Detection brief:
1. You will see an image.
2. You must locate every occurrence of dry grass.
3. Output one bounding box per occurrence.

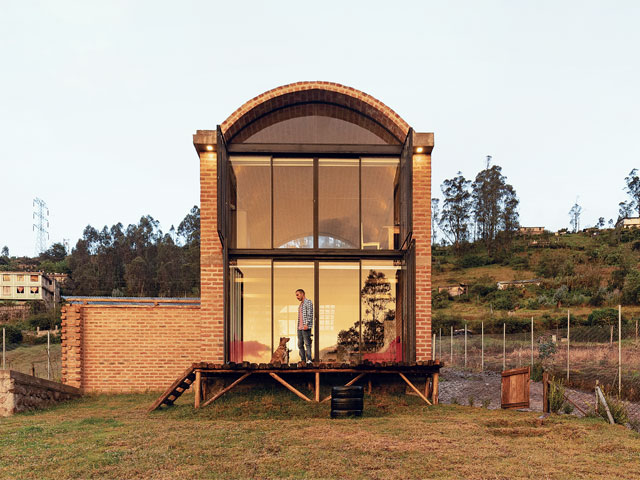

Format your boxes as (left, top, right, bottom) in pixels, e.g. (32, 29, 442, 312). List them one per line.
(1, 389, 639, 479)
(3, 343, 61, 381)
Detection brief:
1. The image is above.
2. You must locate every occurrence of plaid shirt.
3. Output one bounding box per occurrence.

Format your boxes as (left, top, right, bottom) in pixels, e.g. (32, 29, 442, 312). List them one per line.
(297, 298, 314, 330)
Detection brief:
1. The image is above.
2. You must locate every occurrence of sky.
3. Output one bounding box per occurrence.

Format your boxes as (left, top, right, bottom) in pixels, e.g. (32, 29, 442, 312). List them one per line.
(1, 0, 639, 257)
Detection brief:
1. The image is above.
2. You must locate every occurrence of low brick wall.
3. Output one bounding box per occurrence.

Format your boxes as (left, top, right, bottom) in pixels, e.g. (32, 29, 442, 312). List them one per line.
(62, 301, 206, 392)
(0, 370, 81, 417)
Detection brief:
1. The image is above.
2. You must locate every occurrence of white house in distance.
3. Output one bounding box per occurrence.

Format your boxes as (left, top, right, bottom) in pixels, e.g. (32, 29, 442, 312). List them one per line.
(617, 217, 640, 229)
(0, 272, 60, 305)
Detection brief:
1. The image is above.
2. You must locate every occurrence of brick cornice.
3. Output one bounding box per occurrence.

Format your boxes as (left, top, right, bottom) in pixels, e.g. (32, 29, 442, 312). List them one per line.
(220, 81, 411, 143)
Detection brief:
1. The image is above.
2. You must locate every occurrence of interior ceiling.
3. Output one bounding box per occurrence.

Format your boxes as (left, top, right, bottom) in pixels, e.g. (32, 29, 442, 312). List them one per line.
(230, 103, 401, 145)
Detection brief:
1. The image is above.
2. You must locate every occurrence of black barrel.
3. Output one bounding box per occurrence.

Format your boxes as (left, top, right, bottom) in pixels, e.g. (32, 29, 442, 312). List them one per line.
(330, 386, 364, 418)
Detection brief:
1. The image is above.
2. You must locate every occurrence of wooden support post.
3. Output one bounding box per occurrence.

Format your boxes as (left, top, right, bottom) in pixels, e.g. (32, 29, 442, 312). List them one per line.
(432, 372, 439, 405)
(596, 386, 615, 425)
(398, 372, 432, 405)
(367, 378, 372, 395)
(194, 370, 202, 409)
(315, 372, 320, 402)
(424, 376, 431, 398)
(321, 373, 366, 403)
(542, 371, 549, 413)
(201, 373, 252, 408)
(270, 373, 312, 402)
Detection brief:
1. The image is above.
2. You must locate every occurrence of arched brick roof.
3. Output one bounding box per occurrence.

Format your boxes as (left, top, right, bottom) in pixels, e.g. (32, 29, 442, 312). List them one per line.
(221, 81, 411, 144)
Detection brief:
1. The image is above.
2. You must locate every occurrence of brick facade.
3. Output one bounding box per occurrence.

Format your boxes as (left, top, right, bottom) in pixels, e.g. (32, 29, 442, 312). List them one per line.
(62, 82, 433, 392)
(412, 148, 433, 361)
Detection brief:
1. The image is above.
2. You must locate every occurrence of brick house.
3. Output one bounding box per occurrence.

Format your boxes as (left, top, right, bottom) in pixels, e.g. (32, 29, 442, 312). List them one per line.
(62, 82, 434, 392)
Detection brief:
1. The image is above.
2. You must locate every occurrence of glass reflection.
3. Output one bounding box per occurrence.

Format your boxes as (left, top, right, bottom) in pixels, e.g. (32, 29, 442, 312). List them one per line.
(319, 159, 359, 248)
(229, 260, 271, 363)
(273, 158, 314, 248)
(273, 262, 315, 363)
(361, 157, 399, 249)
(360, 260, 402, 362)
(319, 262, 360, 362)
(230, 156, 271, 248)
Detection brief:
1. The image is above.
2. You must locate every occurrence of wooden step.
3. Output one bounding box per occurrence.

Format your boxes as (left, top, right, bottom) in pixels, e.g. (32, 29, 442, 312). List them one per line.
(148, 364, 197, 412)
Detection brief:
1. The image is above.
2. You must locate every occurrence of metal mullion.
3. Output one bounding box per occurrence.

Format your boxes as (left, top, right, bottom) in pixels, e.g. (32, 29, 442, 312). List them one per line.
(313, 157, 318, 249)
(270, 156, 274, 249)
(359, 156, 362, 249)
(314, 260, 319, 362)
(271, 258, 274, 358)
(359, 260, 362, 364)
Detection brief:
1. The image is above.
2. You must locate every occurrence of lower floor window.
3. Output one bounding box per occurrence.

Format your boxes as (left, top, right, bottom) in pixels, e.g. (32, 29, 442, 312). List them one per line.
(229, 259, 403, 363)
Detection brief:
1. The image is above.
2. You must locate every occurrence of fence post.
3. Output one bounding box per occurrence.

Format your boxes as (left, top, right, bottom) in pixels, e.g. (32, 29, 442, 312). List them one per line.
(567, 309, 570, 382)
(464, 323, 467, 368)
(542, 371, 549, 413)
(618, 305, 622, 397)
(503, 323, 506, 371)
(47, 331, 51, 380)
(432, 334, 436, 361)
(439, 328, 442, 360)
(2, 327, 5, 370)
(450, 326, 453, 366)
(481, 321, 484, 372)
(531, 316, 534, 367)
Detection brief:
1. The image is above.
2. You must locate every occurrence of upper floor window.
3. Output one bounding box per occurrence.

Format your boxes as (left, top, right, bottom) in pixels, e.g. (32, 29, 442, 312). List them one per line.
(229, 156, 399, 250)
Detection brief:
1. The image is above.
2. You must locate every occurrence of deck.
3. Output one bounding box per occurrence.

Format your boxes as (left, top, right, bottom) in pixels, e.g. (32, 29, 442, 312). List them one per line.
(149, 360, 443, 412)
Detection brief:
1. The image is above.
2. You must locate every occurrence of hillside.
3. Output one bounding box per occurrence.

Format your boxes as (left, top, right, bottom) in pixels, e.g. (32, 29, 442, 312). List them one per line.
(431, 228, 640, 331)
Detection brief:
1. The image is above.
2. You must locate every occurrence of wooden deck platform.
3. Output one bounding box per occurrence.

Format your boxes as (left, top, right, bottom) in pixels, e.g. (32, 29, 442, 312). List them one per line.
(149, 360, 443, 412)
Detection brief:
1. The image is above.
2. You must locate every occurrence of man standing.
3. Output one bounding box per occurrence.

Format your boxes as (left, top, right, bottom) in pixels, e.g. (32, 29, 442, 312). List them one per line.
(295, 288, 313, 365)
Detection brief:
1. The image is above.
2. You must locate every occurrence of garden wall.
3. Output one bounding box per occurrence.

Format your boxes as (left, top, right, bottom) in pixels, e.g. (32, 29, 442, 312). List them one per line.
(62, 302, 206, 392)
(0, 369, 81, 416)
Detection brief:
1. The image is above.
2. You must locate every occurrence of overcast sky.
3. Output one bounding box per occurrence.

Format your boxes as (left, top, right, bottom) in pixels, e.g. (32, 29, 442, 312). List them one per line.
(2, 1, 639, 257)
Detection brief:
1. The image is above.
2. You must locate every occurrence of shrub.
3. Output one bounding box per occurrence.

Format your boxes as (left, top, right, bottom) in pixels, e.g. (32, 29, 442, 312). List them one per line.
(455, 254, 490, 269)
(470, 283, 496, 298)
(622, 271, 640, 305)
(432, 312, 463, 331)
(538, 341, 557, 361)
(531, 362, 544, 382)
(548, 378, 567, 414)
(27, 312, 59, 330)
(432, 290, 451, 309)
(598, 394, 630, 425)
(2, 325, 23, 344)
(486, 289, 521, 311)
(587, 308, 618, 327)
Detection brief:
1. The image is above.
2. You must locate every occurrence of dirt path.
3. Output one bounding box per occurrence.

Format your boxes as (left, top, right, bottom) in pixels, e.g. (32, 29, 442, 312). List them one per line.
(438, 368, 640, 427)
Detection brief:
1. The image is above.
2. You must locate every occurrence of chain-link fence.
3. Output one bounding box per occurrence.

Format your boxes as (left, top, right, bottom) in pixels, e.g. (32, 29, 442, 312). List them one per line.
(1, 326, 61, 382)
(435, 308, 640, 428)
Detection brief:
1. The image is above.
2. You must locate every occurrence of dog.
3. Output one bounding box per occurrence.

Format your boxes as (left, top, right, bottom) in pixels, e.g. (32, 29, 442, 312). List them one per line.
(270, 337, 290, 364)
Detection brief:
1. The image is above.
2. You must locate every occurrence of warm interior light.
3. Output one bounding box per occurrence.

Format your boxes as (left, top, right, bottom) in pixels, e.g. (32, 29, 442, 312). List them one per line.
(206, 145, 214, 151)
(416, 147, 424, 153)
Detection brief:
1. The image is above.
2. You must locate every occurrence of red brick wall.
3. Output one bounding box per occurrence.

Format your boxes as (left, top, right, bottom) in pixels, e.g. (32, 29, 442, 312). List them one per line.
(79, 305, 201, 392)
(413, 151, 432, 361)
(199, 150, 225, 362)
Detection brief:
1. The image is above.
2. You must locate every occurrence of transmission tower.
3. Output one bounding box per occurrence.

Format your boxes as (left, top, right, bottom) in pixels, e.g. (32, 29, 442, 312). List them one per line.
(33, 197, 49, 255)
(486, 155, 492, 169)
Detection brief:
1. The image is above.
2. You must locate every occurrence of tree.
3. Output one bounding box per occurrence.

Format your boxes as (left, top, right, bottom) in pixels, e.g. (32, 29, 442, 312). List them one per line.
(618, 201, 633, 222)
(1, 246, 8, 257)
(431, 198, 440, 245)
(624, 168, 640, 216)
(569, 202, 582, 233)
(597, 217, 605, 229)
(439, 172, 472, 252)
(471, 164, 519, 254)
(337, 270, 394, 352)
(178, 206, 201, 246)
(40, 242, 67, 263)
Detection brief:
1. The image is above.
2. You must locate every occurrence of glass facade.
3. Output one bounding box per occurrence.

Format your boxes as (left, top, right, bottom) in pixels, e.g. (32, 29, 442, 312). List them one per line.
(228, 260, 403, 363)
(229, 156, 399, 250)
(224, 108, 408, 364)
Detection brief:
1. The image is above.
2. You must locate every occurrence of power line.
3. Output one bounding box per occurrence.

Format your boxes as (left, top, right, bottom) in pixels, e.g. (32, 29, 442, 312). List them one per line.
(33, 197, 49, 255)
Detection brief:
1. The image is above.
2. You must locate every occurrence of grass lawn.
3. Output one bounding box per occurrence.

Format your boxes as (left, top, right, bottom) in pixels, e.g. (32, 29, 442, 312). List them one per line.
(1, 389, 639, 479)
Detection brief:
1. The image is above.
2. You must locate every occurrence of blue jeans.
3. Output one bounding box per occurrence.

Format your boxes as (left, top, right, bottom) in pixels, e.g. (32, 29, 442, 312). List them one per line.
(298, 329, 312, 363)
